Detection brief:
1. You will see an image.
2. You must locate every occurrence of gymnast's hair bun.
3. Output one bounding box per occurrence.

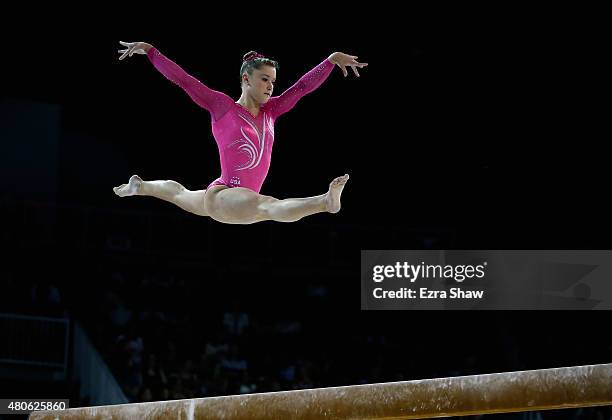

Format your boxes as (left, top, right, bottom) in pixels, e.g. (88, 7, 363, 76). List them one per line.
(243, 51, 264, 62)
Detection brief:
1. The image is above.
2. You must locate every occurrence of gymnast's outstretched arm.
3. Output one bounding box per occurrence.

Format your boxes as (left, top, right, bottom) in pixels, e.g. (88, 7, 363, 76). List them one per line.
(266, 52, 368, 118)
(118, 41, 233, 121)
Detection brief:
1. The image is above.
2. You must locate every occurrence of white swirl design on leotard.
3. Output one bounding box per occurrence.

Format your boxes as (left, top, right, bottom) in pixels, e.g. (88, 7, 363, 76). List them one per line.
(266, 114, 274, 137)
(229, 113, 271, 171)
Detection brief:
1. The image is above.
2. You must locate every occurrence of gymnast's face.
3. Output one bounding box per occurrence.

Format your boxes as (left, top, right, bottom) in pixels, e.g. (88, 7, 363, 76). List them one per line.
(244, 65, 276, 104)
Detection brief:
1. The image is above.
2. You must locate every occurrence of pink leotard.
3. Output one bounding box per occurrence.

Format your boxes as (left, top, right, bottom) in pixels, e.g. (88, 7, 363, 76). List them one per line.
(147, 48, 334, 193)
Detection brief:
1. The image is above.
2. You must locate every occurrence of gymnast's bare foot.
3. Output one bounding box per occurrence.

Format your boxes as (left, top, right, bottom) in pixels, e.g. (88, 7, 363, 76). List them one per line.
(113, 175, 143, 197)
(326, 174, 349, 213)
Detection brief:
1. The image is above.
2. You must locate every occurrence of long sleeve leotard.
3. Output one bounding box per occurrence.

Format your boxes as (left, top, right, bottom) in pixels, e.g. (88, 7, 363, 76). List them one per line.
(147, 48, 334, 193)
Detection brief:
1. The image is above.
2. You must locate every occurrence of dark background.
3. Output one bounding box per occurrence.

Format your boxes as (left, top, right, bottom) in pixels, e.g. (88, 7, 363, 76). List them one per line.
(1, 5, 610, 419)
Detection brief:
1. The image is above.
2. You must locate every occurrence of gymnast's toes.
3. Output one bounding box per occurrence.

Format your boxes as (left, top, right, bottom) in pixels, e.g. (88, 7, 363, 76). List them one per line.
(114, 175, 143, 197)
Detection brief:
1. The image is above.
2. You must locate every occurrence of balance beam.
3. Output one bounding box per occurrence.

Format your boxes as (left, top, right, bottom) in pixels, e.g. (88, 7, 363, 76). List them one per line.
(30, 363, 612, 419)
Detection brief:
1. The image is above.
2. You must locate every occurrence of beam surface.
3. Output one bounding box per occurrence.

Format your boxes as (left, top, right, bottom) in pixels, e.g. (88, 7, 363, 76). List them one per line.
(30, 363, 612, 419)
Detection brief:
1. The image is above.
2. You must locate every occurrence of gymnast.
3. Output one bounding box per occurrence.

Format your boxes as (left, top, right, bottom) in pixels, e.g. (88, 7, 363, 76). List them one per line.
(113, 41, 367, 224)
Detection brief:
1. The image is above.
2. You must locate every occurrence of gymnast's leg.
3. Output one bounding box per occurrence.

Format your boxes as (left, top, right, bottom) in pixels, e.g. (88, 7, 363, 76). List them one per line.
(204, 175, 349, 224)
(113, 175, 208, 217)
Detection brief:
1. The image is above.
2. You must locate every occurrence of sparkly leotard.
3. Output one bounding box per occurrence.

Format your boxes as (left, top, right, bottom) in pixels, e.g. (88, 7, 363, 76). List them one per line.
(147, 48, 334, 193)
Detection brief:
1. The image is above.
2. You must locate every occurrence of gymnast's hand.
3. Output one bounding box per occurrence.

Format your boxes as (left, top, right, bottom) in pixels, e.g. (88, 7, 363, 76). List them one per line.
(328, 52, 368, 77)
(118, 41, 153, 60)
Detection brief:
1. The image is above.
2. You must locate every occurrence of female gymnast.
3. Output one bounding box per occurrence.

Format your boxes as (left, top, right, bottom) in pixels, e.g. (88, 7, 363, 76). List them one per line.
(113, 41, 367, 224)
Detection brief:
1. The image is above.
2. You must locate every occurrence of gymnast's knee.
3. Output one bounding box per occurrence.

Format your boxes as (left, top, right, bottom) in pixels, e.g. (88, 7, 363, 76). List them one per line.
(256, 196, 277, 213)
(258, 198, 304, 222)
